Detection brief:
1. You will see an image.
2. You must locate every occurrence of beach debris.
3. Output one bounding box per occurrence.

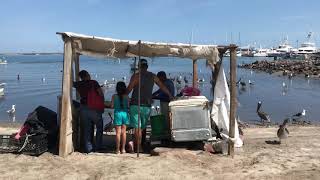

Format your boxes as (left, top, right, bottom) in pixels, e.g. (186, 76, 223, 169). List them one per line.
(277, 118, 290, 145)
(7, 105, 16, 115)
(256, 101, 271, 125)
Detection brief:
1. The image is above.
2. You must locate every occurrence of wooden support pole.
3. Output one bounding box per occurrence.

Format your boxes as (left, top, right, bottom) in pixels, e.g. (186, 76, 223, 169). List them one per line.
(74, 53, 80, 100)
(137, 40, 141, 158)
(228, 44, 237, 157)
(192, 59, 198, 88)
(59, 38, 74, 157)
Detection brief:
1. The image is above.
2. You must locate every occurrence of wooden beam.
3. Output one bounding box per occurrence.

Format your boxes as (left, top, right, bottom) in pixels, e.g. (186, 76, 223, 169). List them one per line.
(192, 59, 198, 88)
(59, 38, 74, 157)
(228, 44, 237, 157)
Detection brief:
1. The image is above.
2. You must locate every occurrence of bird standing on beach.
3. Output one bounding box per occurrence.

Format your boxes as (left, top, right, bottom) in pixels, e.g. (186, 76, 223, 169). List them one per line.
(277, 118, 290, 144)
(7, 105, 16, 115)
(248, 80, 254, 85)
(292, 109, 306, 123)
(256, 101, 271, 124)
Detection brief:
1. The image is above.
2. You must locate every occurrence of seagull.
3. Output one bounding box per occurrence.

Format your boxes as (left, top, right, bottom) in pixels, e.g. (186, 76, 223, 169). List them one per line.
(292, 109, 306, 123)
(305, 74, 310, 78)
(156, 106, 160, 114)
(240, 81, 246, 86)
(293, 109, 306, 117)
(7, 105, 16, 115)
(183, 76, 188, 84)
(112, 77, 116, 83)
(236, 78, 242, 86)
(198, 78, 205, 83)
(256, 101, 271, 124)
(248, 80, 254, 85)
(151, 106, 156, 115)
(288, 73, 294, 79)
(277, 118, 290, 144)
(122, 76, 127, 81)
(176, 77, 182, 84)
(282, 82, 287, 89)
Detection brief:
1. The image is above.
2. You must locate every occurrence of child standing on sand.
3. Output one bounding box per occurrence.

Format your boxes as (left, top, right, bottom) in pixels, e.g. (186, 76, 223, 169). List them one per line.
(111, 81, 130, 154)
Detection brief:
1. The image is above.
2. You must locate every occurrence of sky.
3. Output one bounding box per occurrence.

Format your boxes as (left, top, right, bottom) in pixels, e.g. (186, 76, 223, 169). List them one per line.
(1, 0, 320, 52)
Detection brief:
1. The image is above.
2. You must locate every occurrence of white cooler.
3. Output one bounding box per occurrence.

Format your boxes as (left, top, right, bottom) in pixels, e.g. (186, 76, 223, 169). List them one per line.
(169, 96, 212, 142)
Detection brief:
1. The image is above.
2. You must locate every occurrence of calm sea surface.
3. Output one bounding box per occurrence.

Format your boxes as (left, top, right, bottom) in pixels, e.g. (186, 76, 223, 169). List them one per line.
(0, 55, 320, 124)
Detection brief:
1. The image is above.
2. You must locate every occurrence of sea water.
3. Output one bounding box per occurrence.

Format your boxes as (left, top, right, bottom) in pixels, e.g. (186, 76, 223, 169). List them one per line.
(0, 55, 319, 124)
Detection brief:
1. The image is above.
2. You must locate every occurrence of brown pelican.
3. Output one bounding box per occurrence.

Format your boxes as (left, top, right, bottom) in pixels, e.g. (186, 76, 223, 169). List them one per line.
(257, 101, 271, 124)
(277, 118, 289, 144)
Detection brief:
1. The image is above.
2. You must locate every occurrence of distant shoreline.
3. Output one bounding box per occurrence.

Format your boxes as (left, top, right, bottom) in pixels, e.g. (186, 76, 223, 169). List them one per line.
(0, 53, 62, 56)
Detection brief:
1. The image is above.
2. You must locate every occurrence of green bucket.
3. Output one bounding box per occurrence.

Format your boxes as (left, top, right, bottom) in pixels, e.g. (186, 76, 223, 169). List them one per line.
(150, 115, 167, 136)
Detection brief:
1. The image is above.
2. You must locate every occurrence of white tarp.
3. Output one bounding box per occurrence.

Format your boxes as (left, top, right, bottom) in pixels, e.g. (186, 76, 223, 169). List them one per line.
(57, 32, 220, 64)
(210, 67, 243, 147)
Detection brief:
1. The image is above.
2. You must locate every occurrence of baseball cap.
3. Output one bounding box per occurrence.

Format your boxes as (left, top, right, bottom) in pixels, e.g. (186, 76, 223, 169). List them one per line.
(140, 59, 148, 65)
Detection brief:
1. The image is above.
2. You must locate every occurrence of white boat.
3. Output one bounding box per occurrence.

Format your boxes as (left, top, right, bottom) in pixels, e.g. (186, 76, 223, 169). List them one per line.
(236, 50, 242, 57)
(267, 37, 294, 57)
(297, 32, 317, 54)
(223, 50, 241, 57)
(0, 59, 7, 65)
(254, 46, 270, 57)
(0, 83, 5, 96)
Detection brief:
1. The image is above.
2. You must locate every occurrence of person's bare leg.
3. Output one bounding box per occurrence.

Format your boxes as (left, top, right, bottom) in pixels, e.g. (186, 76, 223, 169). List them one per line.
(115, 126, 121, 154)
(121, 125, 127, 153)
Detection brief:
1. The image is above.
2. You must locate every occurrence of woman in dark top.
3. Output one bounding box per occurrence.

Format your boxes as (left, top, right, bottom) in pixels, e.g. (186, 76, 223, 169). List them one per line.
(73, 70, 104, 153)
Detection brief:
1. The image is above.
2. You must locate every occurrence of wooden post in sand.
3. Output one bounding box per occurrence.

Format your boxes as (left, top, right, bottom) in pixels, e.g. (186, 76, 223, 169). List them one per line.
(137, 40, 141, 158)
(59, 37, 74, 157)
(228, 44, 237, 157)
(193, 59, 198, 88)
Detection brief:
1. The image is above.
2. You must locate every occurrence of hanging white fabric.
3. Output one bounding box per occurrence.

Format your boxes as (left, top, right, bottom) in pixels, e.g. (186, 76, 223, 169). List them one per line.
(211, 67, 243, 147)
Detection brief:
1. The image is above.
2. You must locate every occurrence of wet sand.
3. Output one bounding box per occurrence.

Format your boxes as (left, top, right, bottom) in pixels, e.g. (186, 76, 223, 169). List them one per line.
(0, 125, 320, 180)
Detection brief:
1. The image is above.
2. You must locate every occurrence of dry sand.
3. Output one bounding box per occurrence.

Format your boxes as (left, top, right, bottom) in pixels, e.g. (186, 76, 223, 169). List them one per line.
(0, 125, 320, 180)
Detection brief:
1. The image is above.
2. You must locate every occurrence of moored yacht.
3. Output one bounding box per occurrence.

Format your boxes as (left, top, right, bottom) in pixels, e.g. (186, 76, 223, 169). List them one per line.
(254, 46, 270, 57)
(297, 32, 317, 54)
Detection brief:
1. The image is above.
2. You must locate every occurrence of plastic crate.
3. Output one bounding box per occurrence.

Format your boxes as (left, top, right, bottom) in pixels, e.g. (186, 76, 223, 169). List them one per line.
(15, 134, 48, 156)
(0, 135, 19, 153)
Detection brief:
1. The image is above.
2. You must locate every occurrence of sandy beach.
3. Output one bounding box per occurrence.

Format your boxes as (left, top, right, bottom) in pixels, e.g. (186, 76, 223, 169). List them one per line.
(0, 125, 319, 180)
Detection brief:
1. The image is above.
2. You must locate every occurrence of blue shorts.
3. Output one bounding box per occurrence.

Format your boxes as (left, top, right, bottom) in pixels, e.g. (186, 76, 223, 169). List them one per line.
(113, 111, 129, 126)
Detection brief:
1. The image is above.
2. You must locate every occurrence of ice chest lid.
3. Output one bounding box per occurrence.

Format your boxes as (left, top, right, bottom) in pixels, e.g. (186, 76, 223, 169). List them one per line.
(169, 96, 209, 107)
